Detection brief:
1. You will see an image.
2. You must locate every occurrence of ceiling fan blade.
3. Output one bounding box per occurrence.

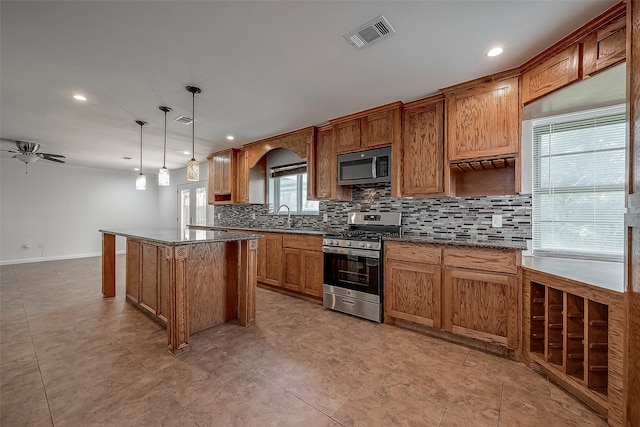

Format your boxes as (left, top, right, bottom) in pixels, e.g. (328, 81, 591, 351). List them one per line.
(0, 148, 18, 153)
(38, 153, 65, 158)
(42, 156, 65, 164)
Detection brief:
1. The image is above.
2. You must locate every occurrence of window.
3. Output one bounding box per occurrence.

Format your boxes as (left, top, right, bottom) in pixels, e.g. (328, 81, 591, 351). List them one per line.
(269, 162, 319, 214)
(532, 106, 626, 260)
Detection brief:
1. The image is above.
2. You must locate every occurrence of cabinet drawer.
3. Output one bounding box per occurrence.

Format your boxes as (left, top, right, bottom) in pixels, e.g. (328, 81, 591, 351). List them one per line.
(443, 247, 518, 275)
(385, 241, 441, 264)
(282, 234, 323, 251)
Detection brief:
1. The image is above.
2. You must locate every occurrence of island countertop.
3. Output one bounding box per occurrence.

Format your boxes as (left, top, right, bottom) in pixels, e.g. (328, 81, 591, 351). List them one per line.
(99, 227, 263, 246)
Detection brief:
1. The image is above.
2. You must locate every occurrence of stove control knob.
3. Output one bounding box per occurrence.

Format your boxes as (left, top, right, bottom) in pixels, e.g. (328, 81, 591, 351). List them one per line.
(323, 239, 328, 245)
(345, 241, 351, 247)
(365, 243, 372, 248)
(358, 242, 364, 248)
(333, 240, 339, 246)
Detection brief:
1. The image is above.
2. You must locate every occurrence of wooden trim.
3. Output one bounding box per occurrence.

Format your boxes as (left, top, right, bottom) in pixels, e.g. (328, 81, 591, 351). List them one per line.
(402, 93, 445, 109)
(101, 233, 116, 298)
(623, 1, 640, 425)
(520, 2, 626, 73)
(439, 68, 520, 95)
(243, 126, 315, 168)
(328, 100, 404, 124)
(166, 246, 190, 354)
(237, 239, 257, 326)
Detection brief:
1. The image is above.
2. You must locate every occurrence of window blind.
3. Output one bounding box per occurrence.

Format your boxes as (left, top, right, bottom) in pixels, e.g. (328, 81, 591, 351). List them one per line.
(532, 107, 626, 261)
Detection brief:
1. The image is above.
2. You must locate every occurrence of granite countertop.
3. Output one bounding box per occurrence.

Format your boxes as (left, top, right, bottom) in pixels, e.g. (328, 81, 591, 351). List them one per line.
(384, 233, 528, 250)
(99, 228, 263, 246)
(188, 224, 330, 236)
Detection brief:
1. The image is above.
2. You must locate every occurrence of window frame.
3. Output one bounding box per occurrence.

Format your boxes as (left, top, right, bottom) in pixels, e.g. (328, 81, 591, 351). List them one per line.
(271, 171, 319, 215)
(530, 105, 626, 261)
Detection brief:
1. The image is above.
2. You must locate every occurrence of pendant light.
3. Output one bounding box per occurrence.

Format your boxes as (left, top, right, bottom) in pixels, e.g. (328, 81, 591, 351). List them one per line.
(158, 106, 172, 186)
(135, 120, 147, 190)
(186, 85, 201, 181)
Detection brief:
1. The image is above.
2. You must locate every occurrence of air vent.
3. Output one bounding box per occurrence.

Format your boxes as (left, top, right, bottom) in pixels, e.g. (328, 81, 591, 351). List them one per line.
(344, 15, 395, 50)
(174, 115, 194, 125)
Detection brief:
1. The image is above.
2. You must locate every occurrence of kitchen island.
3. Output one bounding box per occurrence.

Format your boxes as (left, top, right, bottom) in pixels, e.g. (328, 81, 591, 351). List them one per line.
(100, 228, 262, 353)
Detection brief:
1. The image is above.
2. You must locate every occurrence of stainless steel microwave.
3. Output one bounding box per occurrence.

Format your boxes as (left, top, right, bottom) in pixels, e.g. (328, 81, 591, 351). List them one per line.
(337, 147, 391, 186)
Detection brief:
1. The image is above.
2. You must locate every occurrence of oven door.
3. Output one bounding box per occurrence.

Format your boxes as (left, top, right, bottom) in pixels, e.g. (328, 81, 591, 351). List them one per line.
(323, 246, 380, 296)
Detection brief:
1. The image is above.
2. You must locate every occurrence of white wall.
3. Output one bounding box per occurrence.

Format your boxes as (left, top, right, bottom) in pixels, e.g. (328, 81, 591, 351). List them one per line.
(0, 158, 160, 264)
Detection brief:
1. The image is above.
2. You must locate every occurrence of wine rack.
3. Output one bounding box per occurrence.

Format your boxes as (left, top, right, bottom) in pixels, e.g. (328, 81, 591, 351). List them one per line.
(523, 268, 621, 421)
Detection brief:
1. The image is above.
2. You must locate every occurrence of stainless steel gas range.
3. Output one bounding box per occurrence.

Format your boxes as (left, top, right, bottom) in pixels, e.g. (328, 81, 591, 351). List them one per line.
(322, 212, 402, 322)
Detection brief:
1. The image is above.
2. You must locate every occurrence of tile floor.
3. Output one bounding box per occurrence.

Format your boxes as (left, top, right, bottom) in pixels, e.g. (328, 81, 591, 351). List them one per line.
(1, 256, 607, 427)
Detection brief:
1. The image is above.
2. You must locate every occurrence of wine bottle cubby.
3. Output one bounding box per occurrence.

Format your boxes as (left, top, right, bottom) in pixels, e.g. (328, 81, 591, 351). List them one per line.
(523, 267, 623, 422)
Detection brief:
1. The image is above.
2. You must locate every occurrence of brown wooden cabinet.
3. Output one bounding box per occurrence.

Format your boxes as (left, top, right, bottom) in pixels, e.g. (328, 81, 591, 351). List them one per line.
(332, 102, 402, 154)
(257, 232, 283, 287)
(445, 76, 520, 161)
(124, 239, 169, 322)
(384, 242, 442, 328)
(281, 234, 323, 298)
(522, 267, 624, 420)
(208, 149, 236, 204)
(583, 14, 626, 77)
(442, 73, 521, 197)
(521, 45, 581, 105)
(207, 148, 265, 205)
(384, 241, 521, 353)
(312, 124, 351, 201)
(442, 246, 520, 350)
(394, 95, 444, 197)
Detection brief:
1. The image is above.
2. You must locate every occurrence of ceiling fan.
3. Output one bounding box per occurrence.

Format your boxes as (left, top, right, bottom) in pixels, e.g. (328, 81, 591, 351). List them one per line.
(1, 140, 66, 173)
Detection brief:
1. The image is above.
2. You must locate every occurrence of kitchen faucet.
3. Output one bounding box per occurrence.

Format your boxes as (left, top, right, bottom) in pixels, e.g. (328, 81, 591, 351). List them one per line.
(277, 204, 292, 227)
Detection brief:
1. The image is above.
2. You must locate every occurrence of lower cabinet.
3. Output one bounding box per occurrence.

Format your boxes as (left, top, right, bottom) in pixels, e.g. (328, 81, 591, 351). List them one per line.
(258, 232, 283, 287)
(384, 241, 520, 352)
(282, 234, 323, 298)
(384, 242, 442, 328)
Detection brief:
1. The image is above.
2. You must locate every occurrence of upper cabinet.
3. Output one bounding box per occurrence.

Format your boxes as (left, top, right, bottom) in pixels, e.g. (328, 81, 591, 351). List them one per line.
(520, 3, 626, 105)
(207, 148, 265, 205)
(311, 124, 351, 201)
(583, 14, 626, 77)
(393, 95, 444, 198)
(332, 102, 402, 154)
(521, 45, 581, 105)
(208, 148, 237, 204)
(441, 72, 521, 197)
(445, 75, 520, 162)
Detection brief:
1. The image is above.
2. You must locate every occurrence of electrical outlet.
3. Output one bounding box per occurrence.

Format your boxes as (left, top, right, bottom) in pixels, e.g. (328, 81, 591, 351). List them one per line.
(252, 213, 256, 220)
(217, 213, 221, 220)
(323, 214, 328, 223)
(492, 214, 503, 228)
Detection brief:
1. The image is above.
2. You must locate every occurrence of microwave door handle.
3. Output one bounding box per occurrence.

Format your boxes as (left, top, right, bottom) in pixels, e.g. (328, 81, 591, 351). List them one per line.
(371, 156, 377, 179)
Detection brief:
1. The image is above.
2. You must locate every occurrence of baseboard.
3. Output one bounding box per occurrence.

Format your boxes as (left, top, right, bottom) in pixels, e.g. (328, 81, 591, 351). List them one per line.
(0, 250, 126, 266)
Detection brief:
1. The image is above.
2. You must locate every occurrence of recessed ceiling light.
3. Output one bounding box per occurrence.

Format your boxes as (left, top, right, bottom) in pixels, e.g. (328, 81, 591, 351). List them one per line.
(134, 167, 140, 171)
(486, 47, 503, 57)
(183, 151, 190, 155)
(73, 94, 87, 101)
(226, 135, 234, 140)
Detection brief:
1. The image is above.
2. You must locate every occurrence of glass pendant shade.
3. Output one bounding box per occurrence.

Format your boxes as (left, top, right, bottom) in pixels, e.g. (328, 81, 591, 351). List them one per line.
(136, 172, 146, 190)
(158, 166, 170, 186)
(186, 85, 201, 182)
(186, 158, 199, 181)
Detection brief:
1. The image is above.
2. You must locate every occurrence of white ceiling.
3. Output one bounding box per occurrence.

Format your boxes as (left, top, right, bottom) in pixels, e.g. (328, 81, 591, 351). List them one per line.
(0, 0, 619, 174)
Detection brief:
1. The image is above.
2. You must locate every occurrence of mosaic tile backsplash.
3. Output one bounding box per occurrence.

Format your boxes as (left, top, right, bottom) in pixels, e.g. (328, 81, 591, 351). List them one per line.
(213, 183, 532, 245)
